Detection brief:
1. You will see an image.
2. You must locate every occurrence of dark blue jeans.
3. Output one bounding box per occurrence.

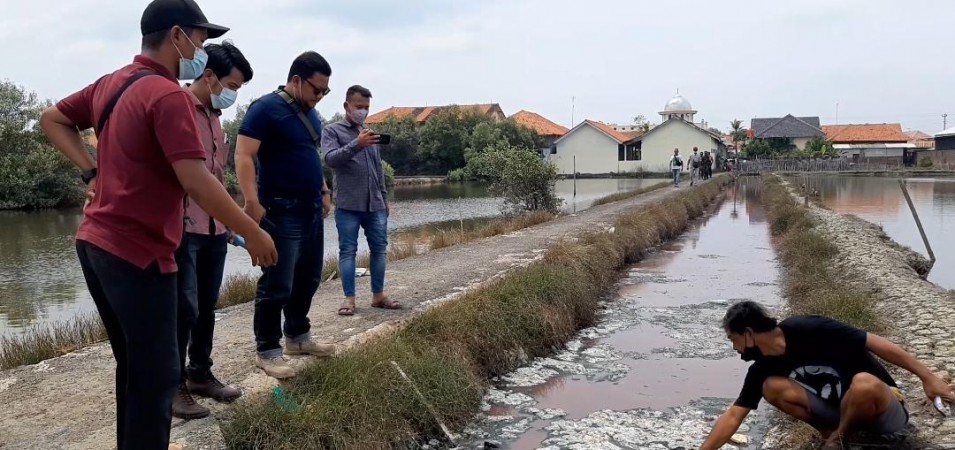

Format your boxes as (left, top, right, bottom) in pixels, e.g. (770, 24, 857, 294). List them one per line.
(76, 240, 179, 450)
(253, 197, 324, 357)
(175, 232, 228, 382)
(335, 208, 388, 298)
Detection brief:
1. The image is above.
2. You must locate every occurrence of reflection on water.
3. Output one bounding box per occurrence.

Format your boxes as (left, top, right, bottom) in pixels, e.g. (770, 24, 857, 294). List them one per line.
(804, 175, 955, 289)
(0, 178, 666, 336)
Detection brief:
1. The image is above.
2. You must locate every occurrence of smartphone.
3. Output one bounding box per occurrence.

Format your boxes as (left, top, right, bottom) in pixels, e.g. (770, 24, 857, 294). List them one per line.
(376, 133, 392, 145)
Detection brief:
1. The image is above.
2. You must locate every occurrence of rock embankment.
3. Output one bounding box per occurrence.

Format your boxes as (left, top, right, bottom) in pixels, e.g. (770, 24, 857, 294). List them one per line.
(808, 205, 955, 449)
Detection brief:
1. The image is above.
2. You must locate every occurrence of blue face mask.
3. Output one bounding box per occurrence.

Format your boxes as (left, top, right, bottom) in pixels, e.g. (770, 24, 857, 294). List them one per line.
(173, 28, 208, 81)
(210, 78, 237, 110)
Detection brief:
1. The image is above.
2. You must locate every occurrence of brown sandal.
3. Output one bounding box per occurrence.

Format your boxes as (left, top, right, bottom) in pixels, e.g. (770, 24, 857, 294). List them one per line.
(371, 298, 403, 310)
(337, 301, 356, 316)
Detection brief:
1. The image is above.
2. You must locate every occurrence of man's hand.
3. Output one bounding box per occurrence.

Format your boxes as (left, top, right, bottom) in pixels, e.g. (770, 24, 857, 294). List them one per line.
(244, 199, 266, 224)
(923, 374, 955, 404)
(385, 203, 390, 217)
(83, 178, 97, 209)
(244, 228, 278, 267)
(356, 128, 379, 148)
(322, 193, 333, 219)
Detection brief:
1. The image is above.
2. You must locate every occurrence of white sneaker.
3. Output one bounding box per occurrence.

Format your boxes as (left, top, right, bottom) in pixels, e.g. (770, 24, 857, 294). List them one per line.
(285, 339, 337, 357)
(255, 355, 297, 379)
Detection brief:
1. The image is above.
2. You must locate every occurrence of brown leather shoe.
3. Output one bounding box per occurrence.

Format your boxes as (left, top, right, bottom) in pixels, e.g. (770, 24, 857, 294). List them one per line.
(187, 375, 242, 403)
(172, 382, 210, 420)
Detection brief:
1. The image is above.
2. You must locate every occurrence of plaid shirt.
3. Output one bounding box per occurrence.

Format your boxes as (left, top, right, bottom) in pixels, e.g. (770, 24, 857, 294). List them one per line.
(322, 120, 388, 212)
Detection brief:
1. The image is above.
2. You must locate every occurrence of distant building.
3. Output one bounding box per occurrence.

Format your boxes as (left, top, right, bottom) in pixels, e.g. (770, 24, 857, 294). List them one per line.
(610, 123, 646, 133)
(365, 103, 505, 125)
(548, 93, 725, 175)
(822, 123, 915, 164)
(905, 130, 935, 149)
(750, 115, 824, 151)
(510, 110, 569, 152)
(935, 127, 955, 151)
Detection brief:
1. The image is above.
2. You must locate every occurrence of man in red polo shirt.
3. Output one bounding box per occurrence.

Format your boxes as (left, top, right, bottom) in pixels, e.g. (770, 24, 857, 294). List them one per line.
(38, 1, 276, 449)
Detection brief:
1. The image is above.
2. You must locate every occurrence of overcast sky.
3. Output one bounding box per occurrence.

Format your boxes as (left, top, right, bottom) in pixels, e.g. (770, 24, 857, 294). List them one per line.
(2, 0, 953, 133)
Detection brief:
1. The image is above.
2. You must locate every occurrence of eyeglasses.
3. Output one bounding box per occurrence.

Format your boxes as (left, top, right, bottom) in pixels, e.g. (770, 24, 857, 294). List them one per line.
(303, 78, 331, 98)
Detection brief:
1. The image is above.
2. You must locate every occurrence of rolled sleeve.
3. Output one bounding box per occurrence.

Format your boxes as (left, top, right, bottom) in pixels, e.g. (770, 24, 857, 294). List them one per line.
(55, 84, 96, 131)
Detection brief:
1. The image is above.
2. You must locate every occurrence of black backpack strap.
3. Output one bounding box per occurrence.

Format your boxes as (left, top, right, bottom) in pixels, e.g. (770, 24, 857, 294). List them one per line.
(95, 69, 160, 136)
(275, 89, 320, 146)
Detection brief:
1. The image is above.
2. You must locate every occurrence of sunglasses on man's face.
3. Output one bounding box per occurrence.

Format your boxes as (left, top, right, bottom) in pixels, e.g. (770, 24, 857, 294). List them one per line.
(303, 78, 331, 98)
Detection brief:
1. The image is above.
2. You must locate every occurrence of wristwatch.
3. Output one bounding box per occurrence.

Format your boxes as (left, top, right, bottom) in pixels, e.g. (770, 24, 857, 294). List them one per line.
(80, 168, 98, 185)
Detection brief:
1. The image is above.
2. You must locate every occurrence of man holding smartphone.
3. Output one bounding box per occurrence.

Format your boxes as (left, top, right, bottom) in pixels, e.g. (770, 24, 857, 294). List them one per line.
(323, 85, 399, 316)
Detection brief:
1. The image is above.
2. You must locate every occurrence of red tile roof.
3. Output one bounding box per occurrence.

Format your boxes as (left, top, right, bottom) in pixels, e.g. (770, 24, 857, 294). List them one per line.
(510, 110, 569, 137)
(822, 123, 908, 143)
(585, 120, 642, 143)
(366, 103, 504, 125)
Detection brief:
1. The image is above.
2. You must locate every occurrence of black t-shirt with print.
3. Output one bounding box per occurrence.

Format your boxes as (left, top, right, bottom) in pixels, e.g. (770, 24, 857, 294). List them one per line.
(734, 315, 896, 410)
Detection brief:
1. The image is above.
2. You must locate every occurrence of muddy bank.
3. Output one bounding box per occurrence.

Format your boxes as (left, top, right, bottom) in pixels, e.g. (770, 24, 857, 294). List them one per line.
(765, 179, 955, 450)
(392, 176, 448, 185)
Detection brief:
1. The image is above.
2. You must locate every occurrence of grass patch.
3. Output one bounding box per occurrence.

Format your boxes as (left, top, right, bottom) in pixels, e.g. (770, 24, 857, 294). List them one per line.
(218, 273, 259, 310)
(0, 313, 107, 370)
(761, 175, 882, 332)
(591, 181, 672, 207)
(224, 175, 731, 449)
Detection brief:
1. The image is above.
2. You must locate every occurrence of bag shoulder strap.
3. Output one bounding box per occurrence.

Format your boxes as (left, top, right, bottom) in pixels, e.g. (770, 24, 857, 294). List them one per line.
(275, 89, 320, 146)
(95, 69, 160, 136)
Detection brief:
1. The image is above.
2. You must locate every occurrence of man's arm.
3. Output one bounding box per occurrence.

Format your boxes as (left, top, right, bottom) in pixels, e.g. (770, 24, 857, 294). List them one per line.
(39, 107, 95, 171)
(699, 405, 750, 450)
(866, 333, 954, 401)
(235, 135, 267, 223)
(323, 127, 360, 168)
(867, 333, 934, 380)
(172, 159, 276, 266)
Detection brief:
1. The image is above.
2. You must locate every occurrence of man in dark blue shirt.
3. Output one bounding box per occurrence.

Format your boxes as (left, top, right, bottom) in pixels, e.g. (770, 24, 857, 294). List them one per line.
(235, 51, 335, 379)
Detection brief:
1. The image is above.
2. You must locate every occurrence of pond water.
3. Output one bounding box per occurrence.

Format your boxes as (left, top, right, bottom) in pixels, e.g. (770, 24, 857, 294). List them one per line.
(0, 178, 666, 337)
(802, 175, 955, 289)
(460, 178, 782, 449)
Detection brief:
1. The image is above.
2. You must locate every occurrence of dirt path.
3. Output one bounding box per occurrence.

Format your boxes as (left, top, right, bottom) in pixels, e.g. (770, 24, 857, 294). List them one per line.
(0, 182, 713, 450)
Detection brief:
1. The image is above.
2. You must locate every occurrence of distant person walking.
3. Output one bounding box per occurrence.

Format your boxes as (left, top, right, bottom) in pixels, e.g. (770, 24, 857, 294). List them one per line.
(38, 0, 276, 447)
(670, 148, 684, 187)
(702, 151, 713, 179)
(323, 85, 400, 315)
(689, 147, 701, 186)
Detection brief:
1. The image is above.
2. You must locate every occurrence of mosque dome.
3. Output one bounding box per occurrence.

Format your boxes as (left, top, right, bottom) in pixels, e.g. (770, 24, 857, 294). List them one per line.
(663, 94, 694, 112)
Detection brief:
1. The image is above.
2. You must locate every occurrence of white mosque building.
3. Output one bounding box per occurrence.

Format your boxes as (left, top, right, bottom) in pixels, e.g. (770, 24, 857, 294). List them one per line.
(549, 93, 726, 175)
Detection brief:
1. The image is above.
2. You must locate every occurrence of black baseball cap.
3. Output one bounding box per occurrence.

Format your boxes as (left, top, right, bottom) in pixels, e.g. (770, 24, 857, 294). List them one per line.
(141, 0, 229, 39)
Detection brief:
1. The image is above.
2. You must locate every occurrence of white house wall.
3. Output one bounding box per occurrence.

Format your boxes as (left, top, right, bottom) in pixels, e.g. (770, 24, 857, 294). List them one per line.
(641, 121, 719, 172)
(550, 125, 622, 175)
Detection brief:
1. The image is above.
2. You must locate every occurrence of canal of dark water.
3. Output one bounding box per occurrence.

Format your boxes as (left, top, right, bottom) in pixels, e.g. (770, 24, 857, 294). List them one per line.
(459, 178, 781, 450)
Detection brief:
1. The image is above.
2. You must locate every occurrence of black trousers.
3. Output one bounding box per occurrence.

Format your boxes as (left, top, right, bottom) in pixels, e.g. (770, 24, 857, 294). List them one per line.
(76, 240, 179, 450)
(175, 232, 228, 382)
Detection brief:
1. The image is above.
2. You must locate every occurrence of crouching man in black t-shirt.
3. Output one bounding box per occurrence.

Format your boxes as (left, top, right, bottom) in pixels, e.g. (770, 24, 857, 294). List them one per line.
(699, 301, 954, 450)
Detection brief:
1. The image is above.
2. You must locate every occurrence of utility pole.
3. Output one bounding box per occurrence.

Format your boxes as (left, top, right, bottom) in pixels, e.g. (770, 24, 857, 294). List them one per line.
(571, 96, 576, 128)
(836, 102, 839, 124)
(944, 113, 948, 130)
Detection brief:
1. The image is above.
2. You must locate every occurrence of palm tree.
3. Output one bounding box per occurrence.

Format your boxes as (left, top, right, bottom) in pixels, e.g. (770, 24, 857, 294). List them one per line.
(730, 119, 747, 153)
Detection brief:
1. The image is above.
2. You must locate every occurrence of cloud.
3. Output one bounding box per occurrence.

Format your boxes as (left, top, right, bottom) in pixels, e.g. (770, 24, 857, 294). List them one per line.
(0, 0, 952, 134)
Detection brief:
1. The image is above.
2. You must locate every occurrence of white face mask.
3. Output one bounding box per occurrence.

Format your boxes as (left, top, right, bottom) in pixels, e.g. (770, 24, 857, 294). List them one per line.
(350, 108, 368, 125)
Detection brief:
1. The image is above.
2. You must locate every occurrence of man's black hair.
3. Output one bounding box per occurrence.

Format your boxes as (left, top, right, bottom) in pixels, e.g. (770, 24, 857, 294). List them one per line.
(722, 301, 779, 334)
(287, 51, 332, 82)
(142, 26, 197, 51)
(346, 85, 372, 101)
(199, 41, 253, 82)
